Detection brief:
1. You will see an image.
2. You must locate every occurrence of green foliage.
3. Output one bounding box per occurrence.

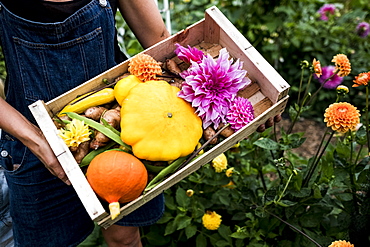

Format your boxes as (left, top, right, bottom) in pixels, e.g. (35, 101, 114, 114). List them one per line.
(0, 46, 6, 82)
(2, 1, 369, 246)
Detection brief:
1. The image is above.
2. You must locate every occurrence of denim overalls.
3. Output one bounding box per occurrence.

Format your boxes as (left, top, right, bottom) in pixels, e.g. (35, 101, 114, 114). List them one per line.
(0, 0, 164, 246)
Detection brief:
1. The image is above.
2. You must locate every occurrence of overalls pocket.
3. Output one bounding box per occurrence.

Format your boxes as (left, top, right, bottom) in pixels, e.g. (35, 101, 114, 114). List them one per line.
(13, 27, 107, 103)
(0, 134, 27, 173)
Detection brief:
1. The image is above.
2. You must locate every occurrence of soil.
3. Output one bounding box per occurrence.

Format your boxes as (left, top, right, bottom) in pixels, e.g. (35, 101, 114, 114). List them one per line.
(275, 118, 329, 158)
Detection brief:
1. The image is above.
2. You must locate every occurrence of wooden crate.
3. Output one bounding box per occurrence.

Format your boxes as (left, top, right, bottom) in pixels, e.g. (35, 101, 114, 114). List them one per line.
(28, 6, 289, 229)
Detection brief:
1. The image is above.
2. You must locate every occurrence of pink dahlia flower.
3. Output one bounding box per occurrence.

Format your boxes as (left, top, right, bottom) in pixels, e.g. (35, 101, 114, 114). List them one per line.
(318, 4, 336, 21)
(227, 97, 254, 131)
(356, 22, 370, 38)
(314, 65, 343, 89)
(174, 43, 204, 64)
(178, 48, 251, 129)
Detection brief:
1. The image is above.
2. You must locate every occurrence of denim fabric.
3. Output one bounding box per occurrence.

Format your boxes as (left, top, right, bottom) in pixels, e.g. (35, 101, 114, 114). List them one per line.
(0, 167, 13, 247)
(0, 1, 164, 246)
(0, 0, 116, 123)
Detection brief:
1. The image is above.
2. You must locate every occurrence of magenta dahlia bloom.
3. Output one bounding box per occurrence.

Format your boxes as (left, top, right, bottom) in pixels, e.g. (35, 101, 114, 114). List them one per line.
(314, 65, 343, 89)
(317, 4, 336, 21)
(356, 22, 370, 38)
(174, 43, 204, 64)
(178, 48, 251, 129)
(227, 97, 254, 131)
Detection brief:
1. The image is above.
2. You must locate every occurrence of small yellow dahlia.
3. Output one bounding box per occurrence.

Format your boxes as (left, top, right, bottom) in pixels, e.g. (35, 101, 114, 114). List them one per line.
(186, 189, 194, 197)
(324, 102, 360, 133)
(58, 119, 90, 148)
(312, 58, 322, 78)
(202, 211, 222, 230)
(328, 240, 354, 247)
(225, 167, 234, 177)
(331, 54, 351, 77)
(128, 53, 162, 81)
(212, 153, 228, 173)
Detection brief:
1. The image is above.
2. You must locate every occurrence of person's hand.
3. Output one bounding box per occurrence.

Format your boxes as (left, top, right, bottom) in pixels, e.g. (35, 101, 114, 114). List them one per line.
(256, 114, 282, 132)
(26, 125, 71, 186)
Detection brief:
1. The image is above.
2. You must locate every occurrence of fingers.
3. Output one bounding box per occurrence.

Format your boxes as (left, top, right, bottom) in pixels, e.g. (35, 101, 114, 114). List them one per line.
(45, 163, 71, 186)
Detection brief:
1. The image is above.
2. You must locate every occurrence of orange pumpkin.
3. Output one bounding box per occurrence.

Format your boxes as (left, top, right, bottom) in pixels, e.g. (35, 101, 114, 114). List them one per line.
(86, 150, 148, 219)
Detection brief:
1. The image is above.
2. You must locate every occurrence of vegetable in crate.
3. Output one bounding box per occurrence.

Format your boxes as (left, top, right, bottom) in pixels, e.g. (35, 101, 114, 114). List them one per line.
(120, 80, 202, 161)
(90, 107, 121, 150)
(58, 88, 115, 116)
(86, 150, 148, 220)
(113, 75, 143, 105)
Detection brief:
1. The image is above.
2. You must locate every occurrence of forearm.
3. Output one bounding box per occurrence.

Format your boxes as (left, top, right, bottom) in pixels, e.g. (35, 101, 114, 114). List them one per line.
(0, 98, 70, 184)
(0, 97, 43, 147)
(118, 0, 170, 49)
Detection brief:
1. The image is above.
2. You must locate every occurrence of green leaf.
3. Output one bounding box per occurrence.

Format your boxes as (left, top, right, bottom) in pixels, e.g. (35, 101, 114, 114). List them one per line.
(174, 215, 192, 230)
(231, 212, 247, 221)
(164, 221, 176, 236)
(215, 240, 230, 247)
(253, 138, 280, 150)
(218, 225, 232, 243)
(355, 156, 370, 173)
(275, 200, 297, 207)
(176, 187, 190, 208)
(313, 185, 322, 199)
(143, 229, 170, 246)
(355, 124, 368, 145)
(164, 196, 177, 211)
(156, 212, 173, 224)
(196, 234, 207, 247)
(230, 231, 249, 239)
(185, 225, 197, 239)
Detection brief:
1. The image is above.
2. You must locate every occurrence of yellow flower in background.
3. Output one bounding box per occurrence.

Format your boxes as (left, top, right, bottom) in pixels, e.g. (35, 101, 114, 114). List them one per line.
(225, 167, 234, 177)
(222, 180, 236, 189)
(353, 71, 370, 87)
(336, 85, 349, 94)
(324, 102, 360, 133)
(332, 54, 351, 77)
(212, 153, 228, 172)
(202, 211, 222, 230)
(186, 189, 194, 197)
(328, 240, 354, 247)
(58, 119, 90, 148)
(312, 58, 322, 78)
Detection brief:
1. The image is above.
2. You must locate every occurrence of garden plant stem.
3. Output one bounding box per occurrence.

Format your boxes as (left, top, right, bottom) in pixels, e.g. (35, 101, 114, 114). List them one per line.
(265, 210, 322, 247)
(297, 65, 305, 105)
(365, 86, 369, 154)
(276, 173, 293, 203)
(348, 130, 359, 214)
(303, 130, 335, 187)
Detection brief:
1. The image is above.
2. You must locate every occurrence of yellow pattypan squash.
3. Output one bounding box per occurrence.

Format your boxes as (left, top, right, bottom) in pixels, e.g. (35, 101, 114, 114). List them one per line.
(113, 75, 143, 105)
(120, 80, 203, 161)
